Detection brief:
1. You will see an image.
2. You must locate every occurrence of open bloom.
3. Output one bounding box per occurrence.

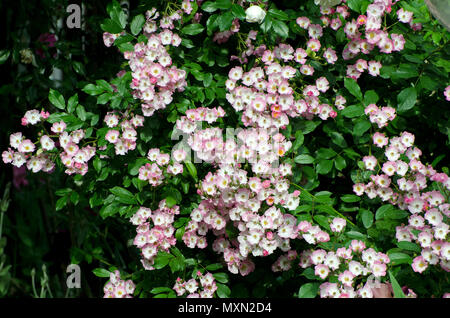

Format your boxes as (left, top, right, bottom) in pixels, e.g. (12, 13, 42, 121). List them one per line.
(245, 6, 266, 24)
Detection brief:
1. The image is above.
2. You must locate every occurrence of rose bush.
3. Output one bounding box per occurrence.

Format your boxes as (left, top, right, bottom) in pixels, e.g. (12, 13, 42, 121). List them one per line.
(1, 0, 449, 298)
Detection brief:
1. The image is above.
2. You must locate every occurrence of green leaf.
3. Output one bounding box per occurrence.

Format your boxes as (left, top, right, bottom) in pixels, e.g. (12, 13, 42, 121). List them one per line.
(335, 156, 346, 171)
(341, 194, 361, 203)
(49, 89, 65, 110)
(330, 132, 347, 148)
(313, 215, 330, 231)
(213, 272, 229, 284)
(67, 94, 78, 113)
(92, 268, 110, 278)
(96, 80, 113, 93)
(151, 287, 173, 294)
(97, 93, 112, 105)
(268, 9, 289, 20)
(294, 154, 314, 164)
(388, 252, 412, 265)
(272, 20, 289, 38)
(346, 0, 370, 13)
(316, 159, 333, 174)
(388, 270, 406, 298)
(385, 209, 408, 220)
(55, 196, 68, 211)
(130, 14, 145, 35)
(82, 84, 103, 96)
(169, 257, 184, 273)
(353, 119, 371, 137)
(202, 1, 219, 13)
(260, 16, 273, 33)
(76, 105, 86, 121)
(153, 252, 173, 270)
(0, 50, 10, 64)
(361, 209, 374, 229)
(100, 203, 119, 219)
(231, 4, 246, 19)
(397, 241, 421, 253)
(215, 0, 232, 9)
(181, 23, 205, 35)
(344, 78, 363, 101)
(316, 148, 337, 159)
(165, 196, 177, 208)
(128, 158, 149, 176)
(341, 105, 364, 118)
(216, 283, 231, 298)
(110, 186, 136, 205)
(397, 87, 417, 113)
(345, 231, 366, 240)
(217, 11, 234, 31)
(364, 90, 379, 105)
(205, 263, 223, 271)
(298, 282, 319, 298)
(292, 131, 304, 151)
(393, 64, 418, 79)
(185, 161, 198, 182)
(101, 18, 123, 34)
(375, 204, 394, 220)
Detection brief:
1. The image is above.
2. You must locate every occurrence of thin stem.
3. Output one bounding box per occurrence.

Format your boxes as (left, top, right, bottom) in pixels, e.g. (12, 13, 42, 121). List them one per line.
(291, 182, 355, 226)
(31, 269, 39, 298)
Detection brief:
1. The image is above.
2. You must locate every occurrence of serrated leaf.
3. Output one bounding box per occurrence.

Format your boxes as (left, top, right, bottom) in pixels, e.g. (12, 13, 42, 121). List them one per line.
(364, 90, 379, 105)
(341, 195, 361, 203)
(76, 105, 86, 121)
(82, 84, 103, 96)
(388, 270, 406, 298)
(330, 132, 347, 148)
(298, 283, 319, 298)
(341, 105, 364, 118)
(260, 16, 273, 33)
(397, 87, 417, 113)
(397, 241, 421, 253)
(181, 23, 205, 35)
(361, 209, 374, 228)
(316, 159, 333, 174)
(49, 89, 65, 110)
(268, 9, 289, 20)
(353, 119, 371, 137)
(165, 196, 177, 208)
(213, 272, 229, 283)
(375, 204, 394, 220)
(216, 283, 231, 298)
(153, 252, 173, 270)
(0, 50, 11, 64)
(130, 14, 145, 35)
(151, 287, 173, 294)
(294, 154, 314, 164)
(344, 78, 363, 101)
(101, 18, 123, 34)
(100, 203, 119, 219)
(272, 20, 289, 38)
(185, 161, 198, 182)
(202, 1, 219, 12)
(110, 186, 136, 205)
(205, 263, 223, 271)
(335, 156, 346, 171)
(67, 94, 78, 113)
(92, 268, 110, 278)
(217, 11, 234, 31)
(388, 252, 412, 265)
(231, 4, 246, 19)
(345, 231, 366, 240)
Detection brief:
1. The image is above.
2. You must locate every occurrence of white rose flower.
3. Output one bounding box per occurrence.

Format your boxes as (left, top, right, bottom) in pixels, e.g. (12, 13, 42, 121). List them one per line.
(245, 5, 266, 24)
